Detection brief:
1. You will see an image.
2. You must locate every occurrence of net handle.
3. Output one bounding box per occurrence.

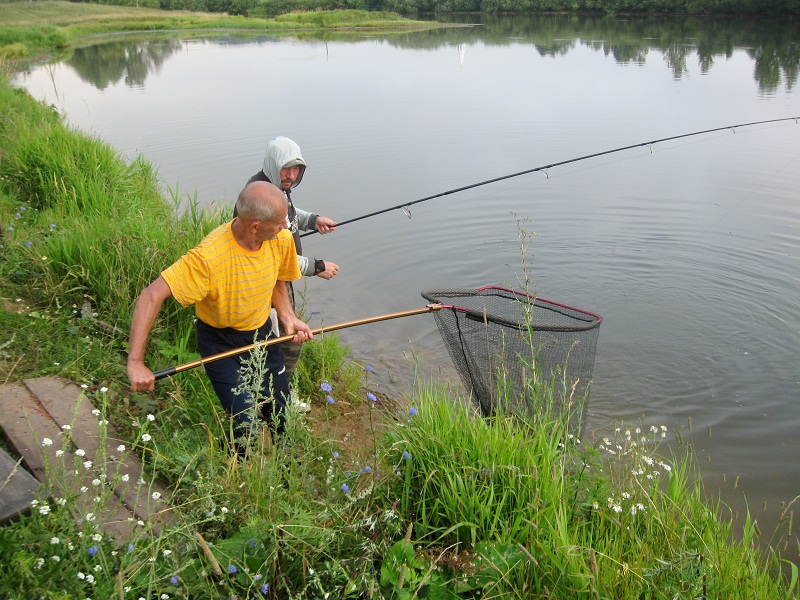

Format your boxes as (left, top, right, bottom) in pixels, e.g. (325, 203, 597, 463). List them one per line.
(154, 303, 445, 381)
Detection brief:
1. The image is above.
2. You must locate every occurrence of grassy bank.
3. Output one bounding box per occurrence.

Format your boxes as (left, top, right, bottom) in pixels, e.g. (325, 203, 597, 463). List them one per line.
(0, 1, 441, 61)
(0, 8, 798, 598)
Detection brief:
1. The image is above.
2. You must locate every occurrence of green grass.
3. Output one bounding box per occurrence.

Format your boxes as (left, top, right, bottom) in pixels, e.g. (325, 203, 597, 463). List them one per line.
(2, 371, 794, 597)
(0, 118, 220, 336)
(274, 9, 422, 27)
(379, 384, 798, 598)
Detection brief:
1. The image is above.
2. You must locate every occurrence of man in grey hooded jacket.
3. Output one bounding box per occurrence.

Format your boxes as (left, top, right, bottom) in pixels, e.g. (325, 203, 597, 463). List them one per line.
(245, 136, 339, 386)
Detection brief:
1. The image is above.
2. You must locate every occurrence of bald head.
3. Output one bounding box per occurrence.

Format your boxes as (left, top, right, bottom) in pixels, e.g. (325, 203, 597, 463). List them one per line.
(235, 181, 287, 223)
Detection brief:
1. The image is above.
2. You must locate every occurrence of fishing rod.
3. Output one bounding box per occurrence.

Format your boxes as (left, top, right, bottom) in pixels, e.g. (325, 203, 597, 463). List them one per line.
(300, 116, 799, 238)
(153, 304, 443, 380)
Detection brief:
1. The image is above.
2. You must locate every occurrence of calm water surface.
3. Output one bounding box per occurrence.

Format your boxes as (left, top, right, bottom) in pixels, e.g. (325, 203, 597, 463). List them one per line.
(15, 14, 800, 556)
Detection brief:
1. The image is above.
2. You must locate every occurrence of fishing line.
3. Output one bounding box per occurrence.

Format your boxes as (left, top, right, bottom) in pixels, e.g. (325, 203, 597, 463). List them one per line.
(313, 127, 759, 239)
(700, 145, 800, 238)
(581, 131, 800, 321)
(300, 117, 799, 238)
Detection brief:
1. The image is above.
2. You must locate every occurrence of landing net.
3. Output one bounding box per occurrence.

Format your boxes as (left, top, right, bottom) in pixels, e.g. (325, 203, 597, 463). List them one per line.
(422, 287, 602, 433)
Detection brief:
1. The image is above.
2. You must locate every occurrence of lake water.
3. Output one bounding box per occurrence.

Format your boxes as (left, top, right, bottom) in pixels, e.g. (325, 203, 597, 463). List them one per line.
(14, 14, 800, 559)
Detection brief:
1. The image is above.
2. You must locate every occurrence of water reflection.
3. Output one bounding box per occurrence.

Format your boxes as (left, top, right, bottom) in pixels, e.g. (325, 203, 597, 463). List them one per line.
(62, 15, 800, 92)
(67, 37, 185, 89)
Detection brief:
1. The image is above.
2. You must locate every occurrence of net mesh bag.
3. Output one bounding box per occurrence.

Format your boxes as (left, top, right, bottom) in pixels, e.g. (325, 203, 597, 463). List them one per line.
(422, 287, 602, 433)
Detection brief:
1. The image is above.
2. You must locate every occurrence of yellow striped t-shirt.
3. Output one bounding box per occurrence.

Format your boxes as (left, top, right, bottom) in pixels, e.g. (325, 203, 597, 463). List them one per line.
(161, 222, 300, 331)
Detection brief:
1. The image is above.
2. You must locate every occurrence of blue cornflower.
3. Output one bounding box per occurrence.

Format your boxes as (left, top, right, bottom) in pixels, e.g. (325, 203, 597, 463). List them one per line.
(332, 451, 339, 459)
(403, 451, 411, 460)
(366, 392, 376, 402)
(227, 564, 237, 574)
(340, 483, 350, 493)
(8, 226, 13, 231)
(326, 395, 335, 404)
(261, 583, 269, 595)
(19, 206, 26, 212)
(365, 365, 373, 372)
(170, 576, 179, 586)
(409, 407, 418, 416)
(50, 223, 56, 229)
(88, 546, 99, 557)
(15, 213, 21, 219)
(127, 543, 134, 553)
(25, 241, 32, 247)
(362, 465, 371, 473)
(321, 382, 332, 393)
(248, 538, 256, 548)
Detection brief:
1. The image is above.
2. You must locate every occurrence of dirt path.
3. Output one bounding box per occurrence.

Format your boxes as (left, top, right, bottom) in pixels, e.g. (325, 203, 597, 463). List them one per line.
(304, 389, 401, 466)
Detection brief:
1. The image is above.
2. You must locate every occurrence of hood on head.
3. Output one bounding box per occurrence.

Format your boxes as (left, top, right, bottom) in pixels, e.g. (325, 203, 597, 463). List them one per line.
(262, 137, 306, 189)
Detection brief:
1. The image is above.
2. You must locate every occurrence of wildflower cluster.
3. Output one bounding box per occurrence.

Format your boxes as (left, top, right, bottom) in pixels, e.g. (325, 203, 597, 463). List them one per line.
(25, 395, 202, 597)
(130, 406, 160, 455)
(4, 202, 58, 253)
(321, 365, 418, 499)
(332, 457, 377, 499)
(591, 424, 673, 520)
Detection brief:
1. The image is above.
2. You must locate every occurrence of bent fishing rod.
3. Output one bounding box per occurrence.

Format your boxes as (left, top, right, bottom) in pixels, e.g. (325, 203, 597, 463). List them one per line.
(153, 304, 443, 381)
(300, 116, 799, 238)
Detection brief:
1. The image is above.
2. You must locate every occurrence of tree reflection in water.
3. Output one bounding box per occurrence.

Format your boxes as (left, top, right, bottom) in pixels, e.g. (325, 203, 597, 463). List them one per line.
(66, 16, 800, 93)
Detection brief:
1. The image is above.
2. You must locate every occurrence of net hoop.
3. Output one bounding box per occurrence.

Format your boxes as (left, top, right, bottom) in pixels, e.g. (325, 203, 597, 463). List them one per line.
(422, 287, 602, 433)
(432, 285, 602, 333)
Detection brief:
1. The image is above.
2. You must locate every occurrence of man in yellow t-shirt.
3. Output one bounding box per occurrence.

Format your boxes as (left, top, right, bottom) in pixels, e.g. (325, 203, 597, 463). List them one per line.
(127, 181, 314, 447)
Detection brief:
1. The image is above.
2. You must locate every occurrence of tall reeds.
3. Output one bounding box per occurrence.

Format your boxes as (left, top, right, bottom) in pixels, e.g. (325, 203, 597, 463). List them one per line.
(1, 78, 224, 341)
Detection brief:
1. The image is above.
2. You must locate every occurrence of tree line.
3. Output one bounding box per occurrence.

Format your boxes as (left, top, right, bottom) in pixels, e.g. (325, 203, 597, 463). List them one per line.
(67, 0, 800, 18)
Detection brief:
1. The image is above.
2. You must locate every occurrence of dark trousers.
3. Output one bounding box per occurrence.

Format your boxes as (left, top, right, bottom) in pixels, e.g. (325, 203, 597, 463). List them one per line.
(195, 318, 289, 443)
(277, 281, 302, 383)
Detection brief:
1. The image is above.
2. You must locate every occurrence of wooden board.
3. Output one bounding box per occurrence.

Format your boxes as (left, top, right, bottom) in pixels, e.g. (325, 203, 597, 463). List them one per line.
(0, 381, 63, 481)
(24, 377, 175, 529)
(0, 446, 40, 525)
(0, 378, 175, 538)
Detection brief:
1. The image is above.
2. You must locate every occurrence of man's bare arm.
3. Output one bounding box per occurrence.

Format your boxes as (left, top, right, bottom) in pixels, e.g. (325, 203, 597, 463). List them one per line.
(272, 280, 313, 344)
(127, 276, 173, 392)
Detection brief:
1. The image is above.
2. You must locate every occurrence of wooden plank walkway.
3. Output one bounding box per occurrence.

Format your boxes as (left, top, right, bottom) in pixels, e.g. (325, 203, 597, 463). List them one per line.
(0, 376, 175, 542)
(0, 445, 40, 525)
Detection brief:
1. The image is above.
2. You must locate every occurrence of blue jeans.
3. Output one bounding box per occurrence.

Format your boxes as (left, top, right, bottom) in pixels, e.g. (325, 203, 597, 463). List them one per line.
(195, 318, 289, 443)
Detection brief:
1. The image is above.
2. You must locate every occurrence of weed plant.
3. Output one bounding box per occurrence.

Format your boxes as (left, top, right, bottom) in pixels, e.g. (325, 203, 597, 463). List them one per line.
(379, 383, 798, 598)
(2, 372, 796, 598)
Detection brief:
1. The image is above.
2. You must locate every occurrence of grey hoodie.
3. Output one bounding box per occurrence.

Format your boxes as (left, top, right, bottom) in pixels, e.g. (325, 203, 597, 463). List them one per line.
(247, 137, 321, 277)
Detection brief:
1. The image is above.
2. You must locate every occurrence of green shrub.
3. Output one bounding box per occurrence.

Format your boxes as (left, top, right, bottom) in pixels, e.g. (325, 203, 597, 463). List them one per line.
(0, 42, 27, 58)
(0, 25, 67, 51)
